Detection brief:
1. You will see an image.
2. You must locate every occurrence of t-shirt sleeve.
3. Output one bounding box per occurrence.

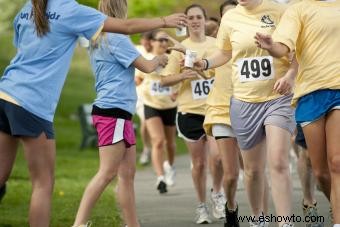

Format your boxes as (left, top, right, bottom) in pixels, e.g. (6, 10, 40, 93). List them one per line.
(216, 14, 232, 51)
(272, 4, 301, 52)
(162, 51, 182, 76)
(112, 36, 141, 69)
(64, 3, 107, 40)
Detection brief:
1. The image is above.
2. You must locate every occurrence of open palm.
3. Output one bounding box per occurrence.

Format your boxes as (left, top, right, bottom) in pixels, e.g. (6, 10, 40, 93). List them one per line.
(254, 32, 273, 50)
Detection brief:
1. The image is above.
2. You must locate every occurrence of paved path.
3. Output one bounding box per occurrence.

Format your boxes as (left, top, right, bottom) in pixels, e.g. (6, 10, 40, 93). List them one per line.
(135, 155, 331, 227)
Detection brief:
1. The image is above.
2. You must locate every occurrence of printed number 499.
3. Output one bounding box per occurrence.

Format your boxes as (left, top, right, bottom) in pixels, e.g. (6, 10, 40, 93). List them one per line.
(240, 59, 271, 79)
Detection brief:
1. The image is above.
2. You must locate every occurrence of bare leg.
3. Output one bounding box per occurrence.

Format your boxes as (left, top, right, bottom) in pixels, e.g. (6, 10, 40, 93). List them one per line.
(21, 133, 55, 227)
(0, 132, 19, 187)
(145, 117, 166, 177)
(265, 125, 292, 226)
(117, 145, 140, 227)
(216, 137, 239, 210)
(207, 136, 223, 193)
(303, 118, 331, 201)
(186, 138, 208, 203)
(241, 140, 266, 217)
(164, 126, 176, 166)
(325, 110, 340, 222)
(73, 142, 126, 226)
(140, 120, 151, 152)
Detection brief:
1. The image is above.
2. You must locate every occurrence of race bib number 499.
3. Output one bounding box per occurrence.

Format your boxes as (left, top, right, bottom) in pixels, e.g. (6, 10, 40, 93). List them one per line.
(237, 56, 274, 82)
(191, 78, 214, 100)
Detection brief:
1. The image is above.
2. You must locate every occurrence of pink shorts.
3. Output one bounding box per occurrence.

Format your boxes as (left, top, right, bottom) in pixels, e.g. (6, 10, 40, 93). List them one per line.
(92, 115, 136, 148)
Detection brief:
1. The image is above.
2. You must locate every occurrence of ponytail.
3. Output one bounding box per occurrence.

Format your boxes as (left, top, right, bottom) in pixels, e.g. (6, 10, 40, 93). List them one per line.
(32, 0, 50, 37)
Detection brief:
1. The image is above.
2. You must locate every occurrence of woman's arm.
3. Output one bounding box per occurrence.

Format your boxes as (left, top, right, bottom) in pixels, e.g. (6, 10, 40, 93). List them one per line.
(102, 14, 187, 34)
(133, 55, 168, 74)
(254, 33, 290, 58)
(160, 70, 198, 87)
(273, 56, 298, 95)
(194, 49, 232, 71)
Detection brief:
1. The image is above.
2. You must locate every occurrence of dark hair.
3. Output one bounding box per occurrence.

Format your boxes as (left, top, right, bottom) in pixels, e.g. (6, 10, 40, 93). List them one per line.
(32, 0, 50, 37)
(184, 4, 207, 19)
(141, 31, 154, 41)
(209, 17, 219, 23)
(150, 29, 164, 40)
(220, 0, 238, 17)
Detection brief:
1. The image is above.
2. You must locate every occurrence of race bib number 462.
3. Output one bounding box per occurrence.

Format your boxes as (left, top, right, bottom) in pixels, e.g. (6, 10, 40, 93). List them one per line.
(191, 78, 214, 100)
(237, 56, 274, 82)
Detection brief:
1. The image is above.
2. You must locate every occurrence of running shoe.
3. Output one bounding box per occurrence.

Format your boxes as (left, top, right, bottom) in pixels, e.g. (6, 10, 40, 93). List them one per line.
(224, 203, 240, 227)
(156, 179, 167, 194)
(139, 149, 150, 165)
(210, 189, 226, 219)
(0, 184, 6, 203)
(302, 202, 323, 227)
(195, 203, 212, 224)
(249, 217, 267, 227)
(163, 161, 176, 187)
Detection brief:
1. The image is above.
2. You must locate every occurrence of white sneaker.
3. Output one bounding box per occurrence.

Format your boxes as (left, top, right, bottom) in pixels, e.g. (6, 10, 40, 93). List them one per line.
(210, 190, 226, 219)
(249, 220, 267, 227)
(195, 203, 212, 224)
(163, 161, 176, 186)
(139, 149, 150, 165)
(282, 224, 294, 227)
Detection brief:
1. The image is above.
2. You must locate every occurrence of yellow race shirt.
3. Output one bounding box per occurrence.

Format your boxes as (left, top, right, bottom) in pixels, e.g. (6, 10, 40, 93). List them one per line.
(273, 0, 340, 106)
(162, 37, 216, 115)
(216, 0, 290, 103)
(142, 54, 177, 110)
(203, 63, 233, 135)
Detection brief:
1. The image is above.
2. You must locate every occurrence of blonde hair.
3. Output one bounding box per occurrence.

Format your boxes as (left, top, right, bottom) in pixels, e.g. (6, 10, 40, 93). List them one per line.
(98, 0, 127, 19)
(91, 0, 128, 49)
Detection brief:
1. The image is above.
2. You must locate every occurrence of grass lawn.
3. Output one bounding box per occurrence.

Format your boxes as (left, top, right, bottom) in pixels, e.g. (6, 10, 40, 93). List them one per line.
(0, 33, 187, 227)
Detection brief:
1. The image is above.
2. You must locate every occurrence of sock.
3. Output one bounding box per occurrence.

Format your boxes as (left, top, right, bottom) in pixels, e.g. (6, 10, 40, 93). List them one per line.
(157, 175, 165, 182)
(333, 224, 340, 227)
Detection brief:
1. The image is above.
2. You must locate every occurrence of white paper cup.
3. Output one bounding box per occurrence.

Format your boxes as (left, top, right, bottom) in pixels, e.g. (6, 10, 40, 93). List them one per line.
(184, 50, 197, 68)
(176, 27, 187, 37)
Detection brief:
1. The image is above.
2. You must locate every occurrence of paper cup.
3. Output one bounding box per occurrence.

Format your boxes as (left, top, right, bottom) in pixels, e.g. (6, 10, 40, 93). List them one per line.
(184, 50, 197, 68)
(176, 27, 187, 37)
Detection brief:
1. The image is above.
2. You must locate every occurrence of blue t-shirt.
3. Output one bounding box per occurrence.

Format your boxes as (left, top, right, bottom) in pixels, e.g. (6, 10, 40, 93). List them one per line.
(90, 33, 141, 115)
(0, 0, 107, 122)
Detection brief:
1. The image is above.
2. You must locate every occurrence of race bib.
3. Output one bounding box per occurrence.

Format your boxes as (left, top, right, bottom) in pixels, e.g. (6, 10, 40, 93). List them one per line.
(150, 81, 172, 96)
(237, 56, 274, 82)
(191, 78, 214, 100)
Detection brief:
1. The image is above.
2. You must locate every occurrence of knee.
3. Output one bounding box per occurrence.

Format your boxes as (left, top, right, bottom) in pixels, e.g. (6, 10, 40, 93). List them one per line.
(328, 155, 340, 174)
(244, 167, 263, 180)
(313, 169, 330, 185)
(193, 160, 206, 172)
(98, 169, 118, 184)
(224, 172, 239, 186)
(119, 166, 136, 181)
(152, 138, 165, 151)
(270, 161, 290, 174)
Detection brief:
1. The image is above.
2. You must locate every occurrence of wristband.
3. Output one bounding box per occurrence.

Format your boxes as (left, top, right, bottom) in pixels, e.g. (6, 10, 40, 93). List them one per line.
(203, 59, 209, 70)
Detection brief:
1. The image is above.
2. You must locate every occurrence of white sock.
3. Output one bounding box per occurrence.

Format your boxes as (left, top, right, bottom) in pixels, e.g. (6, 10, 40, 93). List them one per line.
(157, 175, 165, 182)
(333, 224, 340, 227)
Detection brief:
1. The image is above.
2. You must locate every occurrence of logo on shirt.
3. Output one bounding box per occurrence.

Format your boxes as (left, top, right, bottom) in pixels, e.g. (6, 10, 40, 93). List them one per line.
(260, 15, 275, 28)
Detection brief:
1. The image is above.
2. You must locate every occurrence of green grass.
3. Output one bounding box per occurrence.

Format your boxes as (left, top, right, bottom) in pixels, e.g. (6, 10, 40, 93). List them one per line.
(0, 33, 187, 227)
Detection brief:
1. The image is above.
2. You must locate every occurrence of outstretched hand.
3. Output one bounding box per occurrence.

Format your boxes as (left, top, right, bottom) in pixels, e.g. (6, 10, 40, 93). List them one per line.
(163, 14, 188, 29)
(254, 32, 273, 50)
(166, 35, 186, 54)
